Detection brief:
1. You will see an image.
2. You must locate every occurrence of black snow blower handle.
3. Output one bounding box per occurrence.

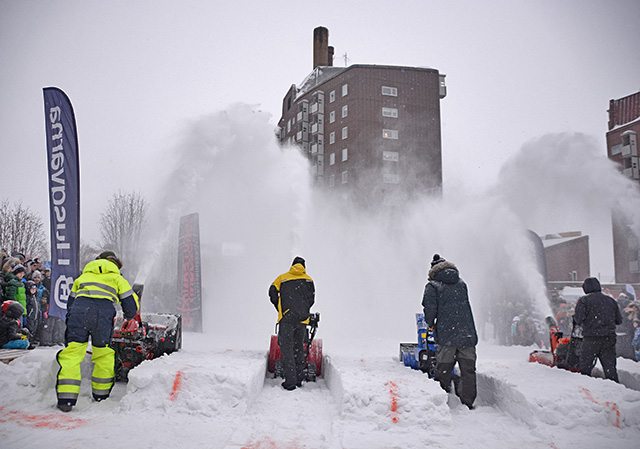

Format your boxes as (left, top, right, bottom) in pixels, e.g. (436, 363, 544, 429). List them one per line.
(132, 283, 144, 301)
(305, 312, 320, 360)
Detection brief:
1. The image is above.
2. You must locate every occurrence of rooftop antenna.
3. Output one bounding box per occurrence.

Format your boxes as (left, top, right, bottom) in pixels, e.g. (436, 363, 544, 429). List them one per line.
(343, 52, 350, 67)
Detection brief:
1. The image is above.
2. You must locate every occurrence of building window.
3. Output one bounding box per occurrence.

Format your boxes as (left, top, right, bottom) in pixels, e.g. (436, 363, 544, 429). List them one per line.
(342, 105, 348, 118)
(342, 148, 348, 162)
(382, 107, 398, 118)
(383, 173, 400, 184)
(382, 86, 398, 96)
(383, 129, 398, 139)
(330, 90, 335, 103)
(342, 171, 348, 184)
(330, 153, 335, 165)
(342, 127, 348, 140)
(342, 84, 348, 97)
(383, 151, 399, 161)
(329, 132, 335, 145)
(610, 144, 622, 156)
(329, 111, 335, 123)
(622, 132, 634, 146)
(329, 175, 335, 187)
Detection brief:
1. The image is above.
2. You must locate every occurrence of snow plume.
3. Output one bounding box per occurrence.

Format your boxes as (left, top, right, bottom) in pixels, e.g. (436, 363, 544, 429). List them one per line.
(496, 132, 640, 281)
(140, 103, 312, 337)
(289, 188, 549, 346)
(140, 109, 635, 349)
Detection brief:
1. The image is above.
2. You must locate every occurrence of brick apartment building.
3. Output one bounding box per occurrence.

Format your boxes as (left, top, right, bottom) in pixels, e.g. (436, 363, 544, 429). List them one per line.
(606, 91, 640, 283)
(277, 27, 446, 206)
(542, 232, 590, 283)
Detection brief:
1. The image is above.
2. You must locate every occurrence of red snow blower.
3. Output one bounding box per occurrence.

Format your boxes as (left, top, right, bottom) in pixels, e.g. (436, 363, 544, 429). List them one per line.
(529, 316, 582, 371)
(267, 312, 323, 381)
(110, 284, 183, 381)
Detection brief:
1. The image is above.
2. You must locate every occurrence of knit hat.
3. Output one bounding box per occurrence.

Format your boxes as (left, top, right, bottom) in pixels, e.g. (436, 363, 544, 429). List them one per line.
(292, 256, 306, 268)
(12, 264, 25, 275)
(32, 270, 42, 279)
(3, 300, 24, 319)
(97, 251, 123, 269)
(430, 254, 446, 267)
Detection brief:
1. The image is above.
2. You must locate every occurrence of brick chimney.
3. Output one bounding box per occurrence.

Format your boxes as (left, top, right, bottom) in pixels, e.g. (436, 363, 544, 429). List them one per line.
(313, 27, 329, 68)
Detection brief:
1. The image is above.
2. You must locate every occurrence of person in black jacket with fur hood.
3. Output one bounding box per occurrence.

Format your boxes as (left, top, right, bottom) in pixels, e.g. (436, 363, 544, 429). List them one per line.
(574, 277, 622, 382)
(422, 254, 478, 409)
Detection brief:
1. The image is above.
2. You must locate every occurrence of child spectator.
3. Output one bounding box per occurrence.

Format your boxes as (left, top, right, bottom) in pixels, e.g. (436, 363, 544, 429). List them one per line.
(1, 256, 21, 302)
(32, 271, 48, 343)
(25, 281, 40, 343)
(41, 268, 51, 292)
(4, 264, 27, 326)
(0, 301, 31, 349)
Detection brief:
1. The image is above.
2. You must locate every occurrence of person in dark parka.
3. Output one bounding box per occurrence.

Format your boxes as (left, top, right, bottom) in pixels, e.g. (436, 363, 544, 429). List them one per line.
(0, 301, 30, 349)
(269, 256, 315, 391)
(574, 277, 622, 382)
(422, 254, 478, 409)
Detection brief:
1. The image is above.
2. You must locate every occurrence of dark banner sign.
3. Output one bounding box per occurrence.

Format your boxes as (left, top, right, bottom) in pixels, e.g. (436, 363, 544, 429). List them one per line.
(177, 213, 202, 332)
(43, 87, 80, 321)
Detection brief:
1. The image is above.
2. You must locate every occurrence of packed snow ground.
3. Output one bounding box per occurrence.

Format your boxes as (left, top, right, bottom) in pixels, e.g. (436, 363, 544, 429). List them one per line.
(1, 333, 640, 449)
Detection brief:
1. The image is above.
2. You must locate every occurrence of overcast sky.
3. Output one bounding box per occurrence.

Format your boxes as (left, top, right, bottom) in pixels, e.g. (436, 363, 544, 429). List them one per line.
(1, 0, 639, 279)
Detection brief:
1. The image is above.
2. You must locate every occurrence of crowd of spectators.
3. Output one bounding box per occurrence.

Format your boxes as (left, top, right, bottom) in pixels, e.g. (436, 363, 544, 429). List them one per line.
(1, 248, 64, 349)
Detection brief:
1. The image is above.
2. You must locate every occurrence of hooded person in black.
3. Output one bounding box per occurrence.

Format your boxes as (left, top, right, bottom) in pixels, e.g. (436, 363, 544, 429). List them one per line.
(422, 254, 478, 409)
(574, 277, 622, 382)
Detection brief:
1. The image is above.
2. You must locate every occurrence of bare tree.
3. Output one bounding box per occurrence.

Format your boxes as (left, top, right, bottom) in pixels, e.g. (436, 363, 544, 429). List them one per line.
(99, 191, 148, 276)
(0, 199, 48, 259)
(79, 242, 102, 269)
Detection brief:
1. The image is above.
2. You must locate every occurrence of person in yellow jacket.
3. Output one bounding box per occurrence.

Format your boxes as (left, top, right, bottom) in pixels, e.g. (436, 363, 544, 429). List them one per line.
(56, 251, 139, 412)
(269, 256, 315, 390)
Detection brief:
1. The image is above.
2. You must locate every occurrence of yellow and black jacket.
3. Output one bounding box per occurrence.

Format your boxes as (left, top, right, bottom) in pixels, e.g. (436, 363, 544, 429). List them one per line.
(269, 263, 315, 324)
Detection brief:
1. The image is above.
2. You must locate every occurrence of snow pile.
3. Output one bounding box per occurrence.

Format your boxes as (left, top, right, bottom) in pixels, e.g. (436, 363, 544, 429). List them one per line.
(121, 348, 267, 417)
(2, 337, 640, 449)
(324, 354, 452, 449)
(476, 345, 640, 448)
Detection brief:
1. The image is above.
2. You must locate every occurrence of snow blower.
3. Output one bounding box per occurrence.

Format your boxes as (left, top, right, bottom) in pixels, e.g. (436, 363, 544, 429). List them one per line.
(267, 312, 323, 381)
(110, 283, 183, 381)
(529, 316, 582, 371)
(399, 313, 438, 378)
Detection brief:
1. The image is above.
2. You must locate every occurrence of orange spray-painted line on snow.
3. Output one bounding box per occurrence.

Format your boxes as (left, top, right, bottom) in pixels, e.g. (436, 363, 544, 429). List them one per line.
(169, 371, 183, 401)
(580, 387, 620, 428)
(240, 437, 303, 449)
(0, 406, 89, 430)
(386, 381, 399, 423)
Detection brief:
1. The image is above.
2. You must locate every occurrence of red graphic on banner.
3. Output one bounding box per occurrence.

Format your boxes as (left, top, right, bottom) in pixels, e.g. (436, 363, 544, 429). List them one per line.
(177, 213, 202, 332)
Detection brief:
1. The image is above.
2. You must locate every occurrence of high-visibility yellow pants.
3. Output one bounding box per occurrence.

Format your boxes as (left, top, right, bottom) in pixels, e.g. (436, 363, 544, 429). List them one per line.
(91, 346, 115, 400)
(56, 342, 116, 405)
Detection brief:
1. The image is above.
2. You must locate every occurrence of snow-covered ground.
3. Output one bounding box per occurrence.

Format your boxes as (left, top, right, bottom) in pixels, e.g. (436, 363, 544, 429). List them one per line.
(2, 333, 640, 449)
